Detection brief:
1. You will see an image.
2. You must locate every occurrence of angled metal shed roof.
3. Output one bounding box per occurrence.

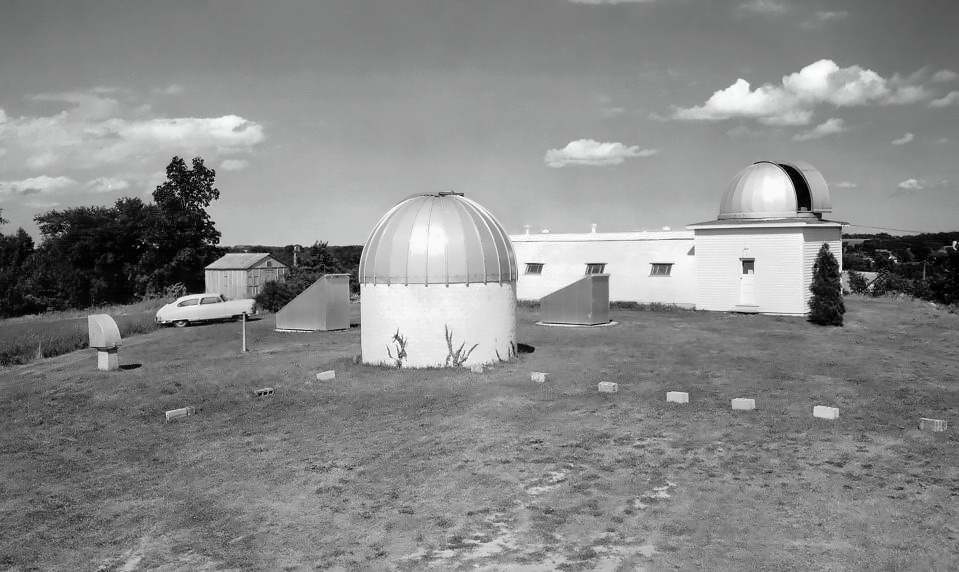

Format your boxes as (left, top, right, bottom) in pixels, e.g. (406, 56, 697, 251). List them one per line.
(205, 253, 286, 270)
(359, 193, 517, 285)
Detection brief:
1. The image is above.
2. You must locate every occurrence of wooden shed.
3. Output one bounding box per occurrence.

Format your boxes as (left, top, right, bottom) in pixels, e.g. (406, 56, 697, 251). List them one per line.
(204, 253, 288, 300)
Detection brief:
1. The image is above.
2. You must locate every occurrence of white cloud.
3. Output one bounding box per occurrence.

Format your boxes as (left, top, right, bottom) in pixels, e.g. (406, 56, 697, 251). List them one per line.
(932, 69, 958, 83)
(801, 10, 848, 28)
(897, 178, 924, 191)
(739, 0, 787, 14)
(929, 91, 959, 108)
(0, 91, 265, 171)
(84, 177, 130, 193)
(0, 175, 76, 198)
(891, 132, 915, 145)
(673, 59, 931, 126)
(815, 10, 848, 21)
(568, 0, 656, 4)
(154, 84, 184, 96)
(833, 181, 857, 189)
(26, 151, 58, 170)
(544, 139, 658, 167)
(220, 158, 249, 171)
(793, 117, 846, 141)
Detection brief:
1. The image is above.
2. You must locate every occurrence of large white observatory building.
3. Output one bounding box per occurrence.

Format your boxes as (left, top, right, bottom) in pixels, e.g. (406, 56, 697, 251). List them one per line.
(359, 192, 518, 368)
(512, 160, 844, 315)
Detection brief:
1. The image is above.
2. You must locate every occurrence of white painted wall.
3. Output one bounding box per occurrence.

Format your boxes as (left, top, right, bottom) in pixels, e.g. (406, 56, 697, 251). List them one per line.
(361, 282, 516, 368)
(802, 228, 843, 306)
(694, 227, 806, 314)
(510, 232, 697, 306)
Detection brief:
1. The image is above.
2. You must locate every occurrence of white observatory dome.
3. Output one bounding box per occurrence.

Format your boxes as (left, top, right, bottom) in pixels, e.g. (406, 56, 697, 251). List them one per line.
(359, 193, 517, 368)
(719, 161, 832, 220)
(359, 193, 516, 285)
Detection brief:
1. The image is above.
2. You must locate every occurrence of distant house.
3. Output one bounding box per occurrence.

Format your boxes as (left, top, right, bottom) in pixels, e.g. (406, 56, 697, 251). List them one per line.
(204, 253, 288, 300)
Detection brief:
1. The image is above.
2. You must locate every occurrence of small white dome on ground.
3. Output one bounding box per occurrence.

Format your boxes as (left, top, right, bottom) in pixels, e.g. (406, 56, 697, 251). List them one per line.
(359, 192, 517, 368)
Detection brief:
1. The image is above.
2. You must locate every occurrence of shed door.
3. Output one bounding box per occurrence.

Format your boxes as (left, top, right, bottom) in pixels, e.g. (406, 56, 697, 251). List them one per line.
(740, 259, 756, 306)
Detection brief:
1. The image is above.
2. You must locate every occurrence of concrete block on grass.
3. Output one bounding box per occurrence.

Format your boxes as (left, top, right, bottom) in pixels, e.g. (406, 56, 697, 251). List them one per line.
(165, 406, 196, 422)
(253, 387, 274, 398)
(919, 418, 947, 432)
(531, 372, 548, 383)
(470, 364, 485, 374)
(316, 370, 335, 381)
(731, 398, 755, 411)
(666, 391, 689, 404)
(598, 381, 618, 393)
(813, 405, 839, 420)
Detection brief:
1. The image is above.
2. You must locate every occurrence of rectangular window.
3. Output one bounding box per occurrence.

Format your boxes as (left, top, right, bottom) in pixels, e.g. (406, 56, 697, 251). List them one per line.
(650, 263, 673, 276)
(742, 259, 755, 275)
(585, 263, 606, 275)
(525, 263, 544, 275)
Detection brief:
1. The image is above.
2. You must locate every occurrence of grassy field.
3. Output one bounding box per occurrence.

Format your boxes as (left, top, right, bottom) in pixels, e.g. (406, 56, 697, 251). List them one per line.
(0, 296, 956, 570)
(0, 299, 165, 366)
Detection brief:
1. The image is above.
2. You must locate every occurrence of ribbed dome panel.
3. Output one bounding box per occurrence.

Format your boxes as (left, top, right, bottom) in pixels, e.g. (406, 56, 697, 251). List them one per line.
(359, 194, 517, 285)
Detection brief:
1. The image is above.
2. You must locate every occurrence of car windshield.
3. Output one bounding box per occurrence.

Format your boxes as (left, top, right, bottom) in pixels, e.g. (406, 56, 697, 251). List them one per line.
(178, 299, 199, 307)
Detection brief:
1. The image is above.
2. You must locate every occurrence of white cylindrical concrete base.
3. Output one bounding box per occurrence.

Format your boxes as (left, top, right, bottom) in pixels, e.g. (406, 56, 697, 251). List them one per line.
(361, 282, 516, 368)
(97, 348, 119, 371)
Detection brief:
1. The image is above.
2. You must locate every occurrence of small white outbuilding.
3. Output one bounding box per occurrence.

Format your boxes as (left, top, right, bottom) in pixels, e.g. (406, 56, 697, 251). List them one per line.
(689, 160, 844, 315)
(359, 192, 517, 368)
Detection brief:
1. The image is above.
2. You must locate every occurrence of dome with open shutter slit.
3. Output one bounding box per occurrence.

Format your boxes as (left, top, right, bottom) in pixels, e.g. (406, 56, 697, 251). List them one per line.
(719, 161, 832, 220)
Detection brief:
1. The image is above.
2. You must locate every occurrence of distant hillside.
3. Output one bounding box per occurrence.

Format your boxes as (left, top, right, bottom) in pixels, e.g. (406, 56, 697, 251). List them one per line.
(842, 232, 959, 262)
(226, 244, 362, 269)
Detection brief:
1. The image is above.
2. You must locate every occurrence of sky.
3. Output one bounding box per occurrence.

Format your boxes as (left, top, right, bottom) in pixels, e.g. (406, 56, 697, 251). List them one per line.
(0, 0, 957, 245)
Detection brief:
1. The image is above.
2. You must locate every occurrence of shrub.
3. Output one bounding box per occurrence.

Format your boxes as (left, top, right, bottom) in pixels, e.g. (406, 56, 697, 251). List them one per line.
(254, 280, 296, 312)
(808, 243, 845, 326)
(847, 270, 869, 295)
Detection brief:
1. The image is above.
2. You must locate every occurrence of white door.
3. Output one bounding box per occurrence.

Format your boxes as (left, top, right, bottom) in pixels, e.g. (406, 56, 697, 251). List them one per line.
(740, 259, 756, 305)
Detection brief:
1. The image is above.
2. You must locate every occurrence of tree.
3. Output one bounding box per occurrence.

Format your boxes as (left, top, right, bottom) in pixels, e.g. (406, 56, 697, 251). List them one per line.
(808, 243, 845, 326)
(141, 156, 224, 293)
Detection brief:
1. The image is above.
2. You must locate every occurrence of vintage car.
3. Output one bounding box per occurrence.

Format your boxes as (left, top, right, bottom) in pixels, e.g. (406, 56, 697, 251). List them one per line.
(155, 293, 257, 327)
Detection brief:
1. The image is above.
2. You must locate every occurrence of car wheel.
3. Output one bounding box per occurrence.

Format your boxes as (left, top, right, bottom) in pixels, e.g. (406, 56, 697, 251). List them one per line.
(173, 320, 189, 328)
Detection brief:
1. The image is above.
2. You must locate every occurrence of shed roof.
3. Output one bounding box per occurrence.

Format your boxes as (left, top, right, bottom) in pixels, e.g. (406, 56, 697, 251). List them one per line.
(205, 253, 286, 270)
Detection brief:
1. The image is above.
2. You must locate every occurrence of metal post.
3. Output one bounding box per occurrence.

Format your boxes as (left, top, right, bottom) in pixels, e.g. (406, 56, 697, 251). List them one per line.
(242, 312, 248, 352)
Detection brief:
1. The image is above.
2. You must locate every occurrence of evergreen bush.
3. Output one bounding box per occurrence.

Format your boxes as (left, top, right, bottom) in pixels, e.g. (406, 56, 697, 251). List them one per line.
(809, 243, 845, 326)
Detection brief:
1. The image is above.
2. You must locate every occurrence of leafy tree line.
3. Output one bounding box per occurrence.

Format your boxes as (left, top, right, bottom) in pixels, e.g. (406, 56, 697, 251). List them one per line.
(0, 156, 224, 317)
(842, 232, 959, 306)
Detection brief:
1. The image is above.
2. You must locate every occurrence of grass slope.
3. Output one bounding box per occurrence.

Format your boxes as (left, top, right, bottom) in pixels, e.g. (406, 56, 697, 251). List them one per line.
(0, 297, 957, 570)
(0, 299, 165, 366)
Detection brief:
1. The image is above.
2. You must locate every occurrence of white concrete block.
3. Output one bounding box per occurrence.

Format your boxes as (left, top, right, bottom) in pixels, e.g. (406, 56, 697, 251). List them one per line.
(813, 405, 839, 420)
(731, 398, 755, 411)
(531, 371, 548, 383)
(97, 349, 119, 372)
(165, 406, 196, 422)
(253, 387, 274, 398)
(316, 370, 335, 381)
(598, 381, 618, 393)
(666, 391, 689, 404)
(470, 364, 485, 373)
(919, 418, 947, 432)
